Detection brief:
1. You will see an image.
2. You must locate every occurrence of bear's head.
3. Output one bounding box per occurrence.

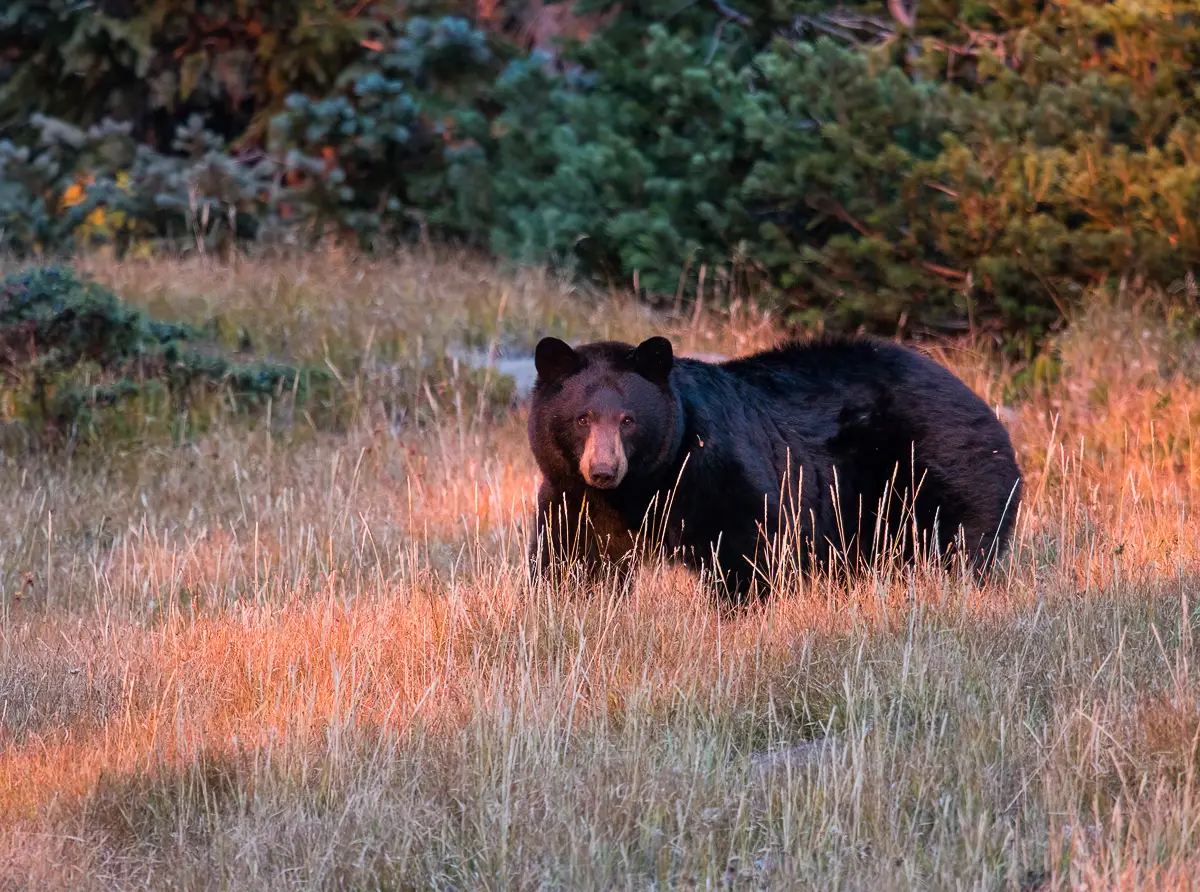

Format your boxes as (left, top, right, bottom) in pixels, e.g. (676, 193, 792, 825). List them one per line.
(528, 336, 682, 491)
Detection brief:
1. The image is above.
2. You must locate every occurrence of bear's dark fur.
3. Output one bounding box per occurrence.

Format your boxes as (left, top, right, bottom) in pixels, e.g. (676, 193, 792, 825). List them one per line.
(527, 334, 1022, 601)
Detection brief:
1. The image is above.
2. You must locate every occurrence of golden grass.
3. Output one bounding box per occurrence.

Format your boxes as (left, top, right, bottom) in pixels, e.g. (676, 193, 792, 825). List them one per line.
(1, 251, 1199, 890)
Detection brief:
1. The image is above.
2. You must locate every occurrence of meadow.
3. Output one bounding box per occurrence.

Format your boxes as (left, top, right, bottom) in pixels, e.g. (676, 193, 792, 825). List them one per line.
(1, 251, 1199, 891)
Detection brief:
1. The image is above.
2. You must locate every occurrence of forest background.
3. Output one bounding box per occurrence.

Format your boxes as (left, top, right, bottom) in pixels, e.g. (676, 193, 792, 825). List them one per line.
(4, 0, 1199, 347)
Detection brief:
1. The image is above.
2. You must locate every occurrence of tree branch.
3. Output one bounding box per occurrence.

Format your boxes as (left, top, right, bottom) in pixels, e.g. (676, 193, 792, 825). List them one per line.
(887, 0, 917, 28)
(710, 0, 750, 27)
(826, 201, 969, 282)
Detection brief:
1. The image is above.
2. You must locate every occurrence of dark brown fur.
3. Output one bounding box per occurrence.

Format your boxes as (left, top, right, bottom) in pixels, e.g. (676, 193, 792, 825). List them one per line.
(527, 334, 1022, 603)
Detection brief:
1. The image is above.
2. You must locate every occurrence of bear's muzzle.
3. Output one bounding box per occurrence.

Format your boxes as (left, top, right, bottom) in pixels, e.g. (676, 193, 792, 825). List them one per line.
(581, 425, 628, 489)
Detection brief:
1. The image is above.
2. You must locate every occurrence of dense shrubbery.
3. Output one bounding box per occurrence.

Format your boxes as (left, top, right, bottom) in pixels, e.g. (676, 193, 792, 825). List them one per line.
(0, 266, 332, 449)
(270, 15, 512, 247)
(3, 0, 1199, 341)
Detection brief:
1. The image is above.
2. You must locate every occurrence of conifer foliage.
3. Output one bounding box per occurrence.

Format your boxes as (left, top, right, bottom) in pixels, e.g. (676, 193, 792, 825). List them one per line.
(2, 0, 1198, 339)
(0, 266, 333, 449)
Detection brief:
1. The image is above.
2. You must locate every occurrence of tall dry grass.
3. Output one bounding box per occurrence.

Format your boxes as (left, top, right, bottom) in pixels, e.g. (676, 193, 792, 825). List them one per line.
(1, 252, 1198, 891)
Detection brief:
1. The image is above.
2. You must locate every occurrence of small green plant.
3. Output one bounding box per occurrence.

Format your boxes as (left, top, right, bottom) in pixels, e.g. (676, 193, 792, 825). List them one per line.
(0, 266, 334, 450)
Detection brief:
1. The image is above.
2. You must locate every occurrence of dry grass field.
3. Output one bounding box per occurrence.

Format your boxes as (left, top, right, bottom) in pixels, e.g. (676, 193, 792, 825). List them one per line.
(1, 251, 1199, 891)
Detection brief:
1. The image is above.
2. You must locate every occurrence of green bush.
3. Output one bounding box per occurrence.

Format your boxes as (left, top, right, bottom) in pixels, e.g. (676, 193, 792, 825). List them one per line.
(268, 15, 512, 248)
(3, 0, 1199, 343)
(0, 0, 452, 149)
(0, 114, 277, 257)
(480, 0, 1200, 339)
(0, 0, 477, 256)
(488, 26, 757, 293)
(0, 266, 332, 450)
(904, 0, 1200, 338)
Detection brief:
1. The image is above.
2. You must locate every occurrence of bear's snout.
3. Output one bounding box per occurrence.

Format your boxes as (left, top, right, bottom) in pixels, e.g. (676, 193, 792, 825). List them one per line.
(581, 425, 629, 489)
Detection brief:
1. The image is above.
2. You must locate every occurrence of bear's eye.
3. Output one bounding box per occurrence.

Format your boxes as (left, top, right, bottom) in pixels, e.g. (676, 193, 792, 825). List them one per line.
(621, 415, 635, 428)
(577, 414, 590, 427)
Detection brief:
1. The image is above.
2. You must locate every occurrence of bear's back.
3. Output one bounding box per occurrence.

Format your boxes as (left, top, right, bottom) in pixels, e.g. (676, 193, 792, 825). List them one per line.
(707, 335, 988, 411)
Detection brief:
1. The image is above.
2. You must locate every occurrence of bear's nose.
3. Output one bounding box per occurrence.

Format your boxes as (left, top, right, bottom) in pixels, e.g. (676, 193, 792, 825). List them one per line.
(587, 463, 618, 488)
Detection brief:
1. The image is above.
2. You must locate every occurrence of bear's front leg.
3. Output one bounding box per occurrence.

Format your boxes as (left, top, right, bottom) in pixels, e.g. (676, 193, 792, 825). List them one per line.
(676, 527, 767, 608)
(529, 483, 581, 584)
(528, 482, 636, 590)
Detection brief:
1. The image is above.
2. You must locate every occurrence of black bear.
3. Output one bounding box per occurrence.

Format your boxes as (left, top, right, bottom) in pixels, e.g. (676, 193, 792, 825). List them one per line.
(527, 334, 1022, 601)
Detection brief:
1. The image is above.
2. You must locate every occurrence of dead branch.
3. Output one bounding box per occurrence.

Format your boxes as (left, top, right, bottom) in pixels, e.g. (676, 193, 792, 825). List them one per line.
(888, 0, 917, 29)
(710, 0, 751, 27)
(783, 10, 896, 46)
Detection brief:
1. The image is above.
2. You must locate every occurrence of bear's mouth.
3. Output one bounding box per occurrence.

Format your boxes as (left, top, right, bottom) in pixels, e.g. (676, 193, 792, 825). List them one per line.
(583, 470, 623, 489)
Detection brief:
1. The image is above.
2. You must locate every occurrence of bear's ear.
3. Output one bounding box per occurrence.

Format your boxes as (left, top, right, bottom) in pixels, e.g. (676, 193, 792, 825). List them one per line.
(632, 336, 674, 384)
(534, 337, 581, 386)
